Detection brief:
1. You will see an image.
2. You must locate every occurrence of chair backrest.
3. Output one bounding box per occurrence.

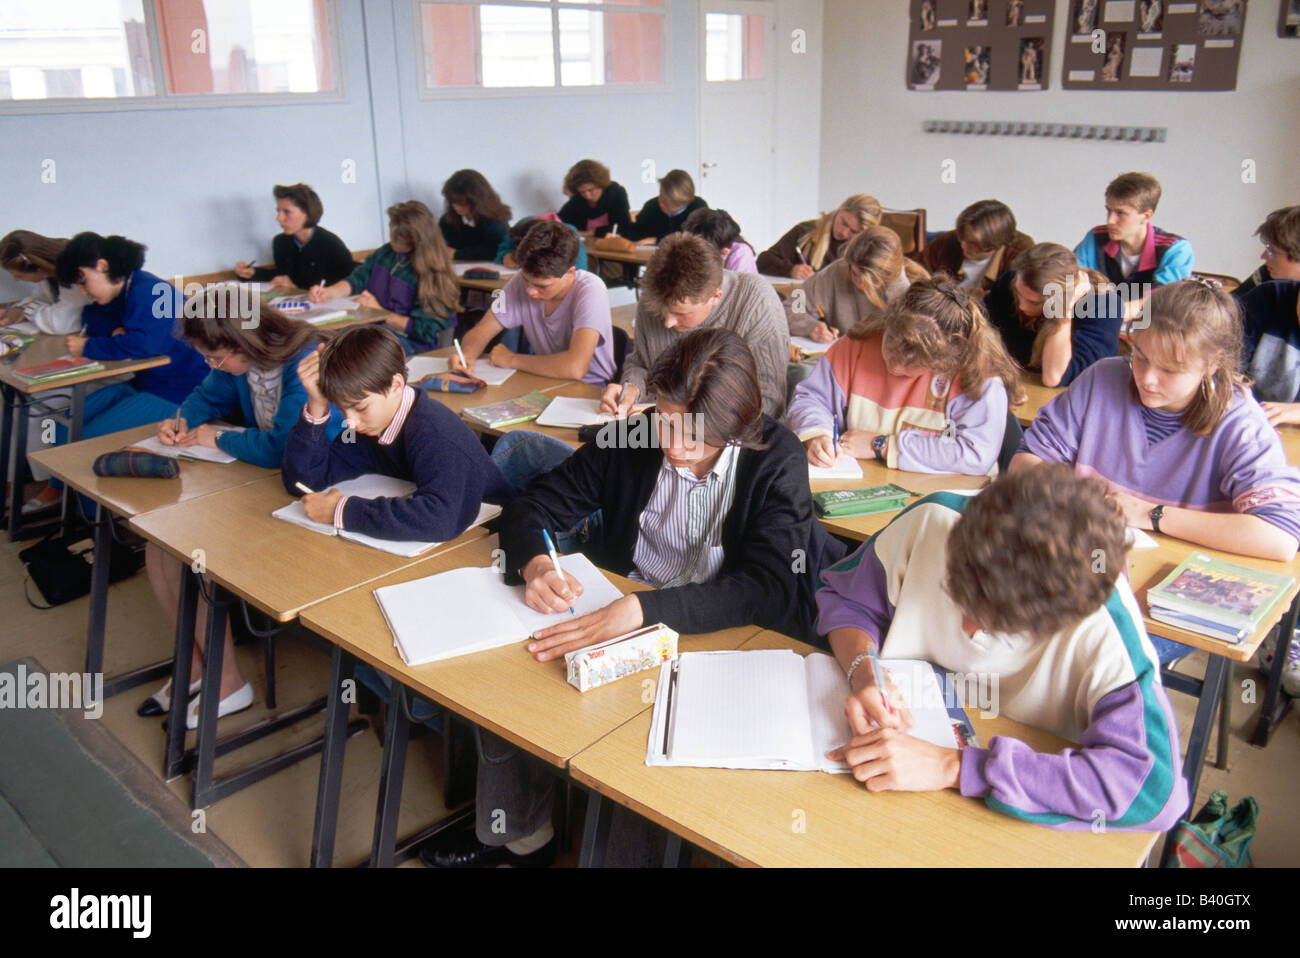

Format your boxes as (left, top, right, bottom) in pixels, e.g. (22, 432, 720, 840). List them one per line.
(997, 408, 1023, 474)
(881, 209, 928, 257)
(611, 325, 633, 382)
(352, 247, 376, 263)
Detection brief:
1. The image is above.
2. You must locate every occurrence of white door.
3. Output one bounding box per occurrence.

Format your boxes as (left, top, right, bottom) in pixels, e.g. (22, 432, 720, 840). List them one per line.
(697, 1, 776, 249)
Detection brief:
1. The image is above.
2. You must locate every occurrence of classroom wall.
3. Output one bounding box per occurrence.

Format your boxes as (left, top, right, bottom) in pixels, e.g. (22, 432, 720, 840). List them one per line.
(818, 0, 1300, 279)
(771, 0, 825, 242)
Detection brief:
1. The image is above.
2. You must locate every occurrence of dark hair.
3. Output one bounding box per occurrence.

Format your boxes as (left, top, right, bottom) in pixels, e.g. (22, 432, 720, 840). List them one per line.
(183, 286, 322, 370)
(955, 199, 1017, 254)
(1256, 206, 1300, 262)
(645, 327, 765, 449)
(272, 183, 324, 227)
(0, 230, 69, 276)
(56, 232, 146, 286)
(514, 220, 580, 277)
(657, 169, 696, 208)
(682, 208, 743, 253)
(945, 464, 1126, 639)
(642, 233, 724, 308)
(563, 159, 612, 196)
(317, 325, 407, 407)
(441, 169, 512, 224)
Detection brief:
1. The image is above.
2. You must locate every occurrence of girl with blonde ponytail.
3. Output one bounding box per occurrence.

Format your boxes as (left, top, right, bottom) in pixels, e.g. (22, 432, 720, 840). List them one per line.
(757, 193, 882, 279)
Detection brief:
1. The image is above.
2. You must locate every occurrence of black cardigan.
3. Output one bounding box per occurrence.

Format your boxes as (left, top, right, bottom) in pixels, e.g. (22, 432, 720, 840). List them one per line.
(558, 182, 632, 235)
(622, 196, 708, 243)
(252, 226, 355, 289)
(499, 414, 846, 644)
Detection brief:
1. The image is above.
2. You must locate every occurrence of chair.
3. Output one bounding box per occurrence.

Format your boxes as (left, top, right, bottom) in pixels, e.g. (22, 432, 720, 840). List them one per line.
(997, 409, 1023, 474)
(881, 208, 928, 257)
(611, 325, 633, 382)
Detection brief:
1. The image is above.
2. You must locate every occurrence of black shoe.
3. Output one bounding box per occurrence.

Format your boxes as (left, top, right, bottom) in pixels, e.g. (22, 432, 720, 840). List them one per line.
(418, 828, 555, 869)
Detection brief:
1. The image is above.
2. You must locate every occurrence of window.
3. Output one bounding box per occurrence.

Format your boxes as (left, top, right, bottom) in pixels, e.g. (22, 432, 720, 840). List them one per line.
(0, 0, 340, 111)
(418, 0, 666, 94)
(704, 11, 764, 82)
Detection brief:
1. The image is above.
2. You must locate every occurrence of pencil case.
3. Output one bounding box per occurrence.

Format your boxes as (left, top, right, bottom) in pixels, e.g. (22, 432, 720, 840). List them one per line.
(93, 452, 180, 479)
(813, 484, 911, 518)
(463, 268, 500, 279)
(566, 623, 678, 692)
(419, 372, 486, 394)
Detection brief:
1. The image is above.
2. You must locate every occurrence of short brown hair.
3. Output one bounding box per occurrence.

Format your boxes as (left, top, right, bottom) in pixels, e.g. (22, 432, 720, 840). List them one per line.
(1256, 206, 1300, 262)
(682, 208, 742, 253)
(1130, 280, 1247, 436)
(658, 169, 696, 209)
(646, 327, 765, 449)
(945, 464, 1126, 639)
(273, 183, 324, 227)
(642, 233, 724, 307)
(563, 159, 612, 195)
(955, 199, 1017, 253)
(1105, 172, 1162, 213)
(0, 229, 68, 275)
(515, 219, 580, 277)
(317, 325, 407, 407)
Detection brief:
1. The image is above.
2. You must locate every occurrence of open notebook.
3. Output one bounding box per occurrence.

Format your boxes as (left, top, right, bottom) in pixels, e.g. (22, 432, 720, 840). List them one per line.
(407, 355, 515, 387)
(807, 452, 864, 480)
(375, 552, 625, 666)
(534, 396, 653, 429)
(272, 473, 501, 557)
(790, 335, 832, 356)
(128, 426, 245, 464)
(646, 650, 976, 772)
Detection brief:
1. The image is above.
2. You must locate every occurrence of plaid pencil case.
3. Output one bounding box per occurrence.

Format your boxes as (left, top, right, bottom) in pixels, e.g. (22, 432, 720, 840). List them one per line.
(419, 372, 486, 394)
(93, 451, 180, 479)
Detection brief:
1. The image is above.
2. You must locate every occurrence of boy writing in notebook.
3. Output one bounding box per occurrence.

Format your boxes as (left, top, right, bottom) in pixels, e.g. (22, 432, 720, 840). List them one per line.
(281, 325, 516, 541)
(451, 219, 615, 384)
(817, 465, 1187, 831)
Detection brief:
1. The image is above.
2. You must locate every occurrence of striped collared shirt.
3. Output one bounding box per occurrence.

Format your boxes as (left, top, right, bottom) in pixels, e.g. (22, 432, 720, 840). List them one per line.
(630, 443, 740, 589)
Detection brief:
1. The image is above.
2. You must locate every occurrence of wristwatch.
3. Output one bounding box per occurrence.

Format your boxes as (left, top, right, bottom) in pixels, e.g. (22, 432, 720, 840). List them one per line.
(871, 434, 887, 463)
(1149, 504, 1164, 534)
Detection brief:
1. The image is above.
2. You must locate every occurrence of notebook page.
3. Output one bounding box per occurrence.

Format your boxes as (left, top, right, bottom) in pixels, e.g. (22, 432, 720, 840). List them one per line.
(878, 659, 965, 750)
(534, 397, 614, 428)
(130, 429, 242, 464)
(508, 553, 626, 635)
(667, 650, 815, 769)
(272, 474, 417, 537)
(790, 336, 832, 355)
(406, 356, 515, 387)
(807, 453, 864, 480)
(375, 567, 528, 666)
(803, 652, 854, 773)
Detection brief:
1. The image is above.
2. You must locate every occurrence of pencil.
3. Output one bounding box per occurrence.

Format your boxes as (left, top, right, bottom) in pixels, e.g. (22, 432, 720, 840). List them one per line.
(294, 481, 315, 495)
(453, 337, 468, 370)
(871, 657, 893, 715)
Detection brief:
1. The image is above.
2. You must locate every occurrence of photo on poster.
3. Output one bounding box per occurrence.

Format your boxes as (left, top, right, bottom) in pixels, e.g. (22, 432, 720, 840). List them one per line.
(1101, 32, 1127, 80)
(1019, 36, 1044, 83)
(1138, 0, 1165, 32)
(1198, 0, 1244, 35)
(1007, 0, 1026, 25)
(920, 0, 938, 31)
(969, 0, 990, 23)
(964, 45, 992, 85)
(1168, 41, 1196, 81)
(1128, 44, 1165, 75)
(1074, 0, 1100, 32)
(910, 40, 943, 87)
(1286, 0, 1300, 36)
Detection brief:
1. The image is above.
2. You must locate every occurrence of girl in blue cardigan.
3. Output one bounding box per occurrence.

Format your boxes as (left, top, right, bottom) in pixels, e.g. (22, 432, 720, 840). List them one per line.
(138, 290, 343, 727)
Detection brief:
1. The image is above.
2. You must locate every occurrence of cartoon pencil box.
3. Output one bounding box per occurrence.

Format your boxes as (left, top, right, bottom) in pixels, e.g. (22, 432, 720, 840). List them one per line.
(566, 623, 679, 692)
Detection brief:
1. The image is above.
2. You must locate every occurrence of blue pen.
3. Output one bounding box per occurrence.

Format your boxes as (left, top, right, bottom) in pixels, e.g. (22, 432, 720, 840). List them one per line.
(832, 419, 839, 457)
(542, 529, 574, 615)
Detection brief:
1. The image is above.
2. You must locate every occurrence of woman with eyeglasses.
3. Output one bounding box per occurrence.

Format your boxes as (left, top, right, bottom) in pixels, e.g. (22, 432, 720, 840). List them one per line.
(1012, 279, 1300, 561)
(137, 288, 345, 724)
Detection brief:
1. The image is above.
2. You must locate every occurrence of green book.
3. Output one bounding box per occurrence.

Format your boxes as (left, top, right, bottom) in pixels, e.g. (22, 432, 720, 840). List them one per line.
(1147, 552, 1295, 638)
(813, 484, 911, 518)
(462, 390, 551, 429)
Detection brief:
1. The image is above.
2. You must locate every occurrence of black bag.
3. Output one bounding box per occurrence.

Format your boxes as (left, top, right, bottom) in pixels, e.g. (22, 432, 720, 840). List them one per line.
(20, 531, 145, 609)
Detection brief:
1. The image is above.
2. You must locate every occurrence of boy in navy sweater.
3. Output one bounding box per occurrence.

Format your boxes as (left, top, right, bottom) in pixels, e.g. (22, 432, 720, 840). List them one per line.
(281, 325, 516, 541)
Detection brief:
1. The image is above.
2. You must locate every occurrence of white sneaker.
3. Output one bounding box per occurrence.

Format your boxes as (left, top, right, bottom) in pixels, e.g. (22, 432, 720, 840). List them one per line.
(185, 682, 254, 729)
(137, 678, 202, 717)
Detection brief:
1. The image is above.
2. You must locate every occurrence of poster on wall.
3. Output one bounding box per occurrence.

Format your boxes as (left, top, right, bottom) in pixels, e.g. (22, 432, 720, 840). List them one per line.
(1061, 0, 1247, 90)
(908, 0, 1055, 90)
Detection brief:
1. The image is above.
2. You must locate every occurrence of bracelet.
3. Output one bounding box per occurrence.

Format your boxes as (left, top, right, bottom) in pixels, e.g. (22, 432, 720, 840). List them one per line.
(846, 651, 875, 689)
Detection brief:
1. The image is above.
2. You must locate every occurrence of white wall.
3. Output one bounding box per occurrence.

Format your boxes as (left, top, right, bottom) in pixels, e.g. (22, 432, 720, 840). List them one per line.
(771, 0, 825, 246)
(819, 0, 1300, 278)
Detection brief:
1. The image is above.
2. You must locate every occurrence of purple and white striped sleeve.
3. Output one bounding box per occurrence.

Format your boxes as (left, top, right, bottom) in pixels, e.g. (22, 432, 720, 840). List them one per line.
(896, 378, 1007, 475)
(815, 539, 896, 646)
(785, 355, 846, 443)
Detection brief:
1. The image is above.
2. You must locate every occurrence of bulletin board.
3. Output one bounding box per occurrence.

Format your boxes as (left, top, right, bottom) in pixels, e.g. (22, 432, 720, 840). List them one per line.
(1061, 0, 1247, 90)
(907, 0, 1056, 91)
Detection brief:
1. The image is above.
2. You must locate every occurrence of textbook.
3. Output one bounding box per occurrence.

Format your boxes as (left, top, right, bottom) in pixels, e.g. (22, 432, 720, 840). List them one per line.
(807, 453, 865, 481)
(646, 651, 976, 771)
(272, 473, 502, 557)
(128, 426, 245, 464)
(407, 355, 515, 387)
(13, 355, 104, 384)
(462, 390, 551, 429)
(1146, 552, 1295, 644)
(374, 552, 625, 666)
(812, 484, 911, 518)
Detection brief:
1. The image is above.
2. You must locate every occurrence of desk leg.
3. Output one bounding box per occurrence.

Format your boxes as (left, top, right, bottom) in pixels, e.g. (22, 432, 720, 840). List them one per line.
(84, 501, 113, 683)
(1161, 654, 1229, 864)
(191, 580, 231, 810)
(311, 644, 356, 869)
(1, 385, 14, 535)
(68, 381, 86, 443)
(164, 570, 199, 781)
(578, 791, 610, 868)
(6, 388, 30, 540)
(1250, 602, 1298, 748)
(1215, 660, 1234, 771)
(369, 683, 411, 868)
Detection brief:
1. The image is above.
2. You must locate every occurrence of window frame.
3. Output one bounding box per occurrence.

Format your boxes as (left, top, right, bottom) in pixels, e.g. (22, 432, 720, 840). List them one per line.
(413, 0, 671, 100)
(0, 0, 347, 116)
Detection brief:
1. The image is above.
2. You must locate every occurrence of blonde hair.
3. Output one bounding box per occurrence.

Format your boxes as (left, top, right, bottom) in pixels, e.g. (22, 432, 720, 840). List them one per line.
(843, 226, 929, 309)
(798, 194, 883, 270)
(387, 201, 460, 320)
(851, 277, 1024, 404)
(658, 169, 696, 209)
(1131, 280, 1247, 436)
(1012, 243, 1110, 322)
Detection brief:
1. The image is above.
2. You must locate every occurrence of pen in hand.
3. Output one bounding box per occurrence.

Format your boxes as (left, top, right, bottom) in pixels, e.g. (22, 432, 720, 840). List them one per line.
(871, 657, 893, 716)
(542, 528, 574, 615)
(295, 482, 316, 495)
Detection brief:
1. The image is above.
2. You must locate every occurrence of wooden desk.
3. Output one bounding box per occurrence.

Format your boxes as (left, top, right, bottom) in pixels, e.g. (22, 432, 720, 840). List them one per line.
(1, 333, 171, 537)
(812, 458, 988, 541)
(452, 262, 515, 293)
(1278, 424, 1300, 466)
(30, 423, 275, 700)
(1012, 372, 1061, 426)
(570, 630, 1159, 868)
(265, 287, 399, 333)
(300, 533, 760, 865)
(583, 240, 654, 267)
(611, 303, 636, 337)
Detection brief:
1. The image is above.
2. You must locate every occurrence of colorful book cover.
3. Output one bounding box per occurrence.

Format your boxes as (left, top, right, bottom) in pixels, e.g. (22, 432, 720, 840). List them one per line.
(462, 391, 551, 429)
(14, 355, 105, 383)
(1147, 552, 1295, 632)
